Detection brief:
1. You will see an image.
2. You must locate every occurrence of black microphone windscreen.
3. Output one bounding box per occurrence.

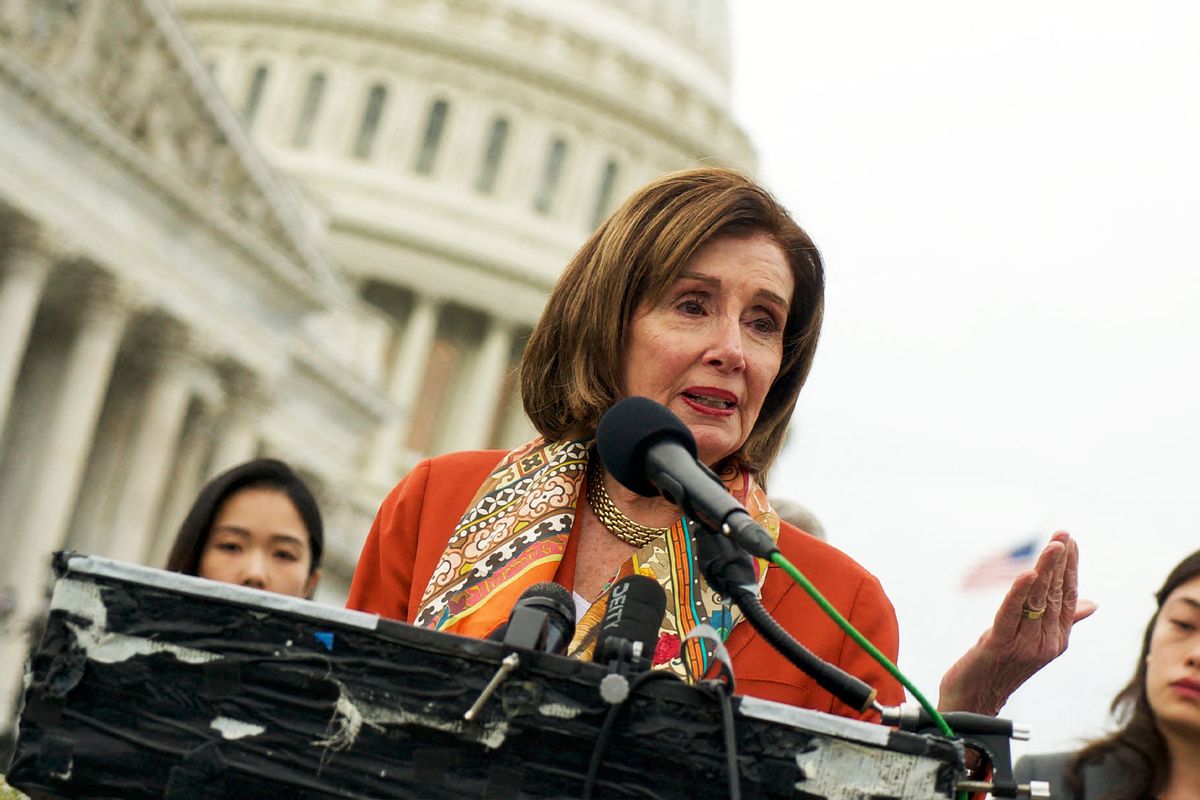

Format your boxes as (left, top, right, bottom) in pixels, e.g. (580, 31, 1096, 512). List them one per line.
(596, 397, 697, 497)
(518, 581, 576, 634)
(596, 574, 666, 665)
(490, 581, 576, 650)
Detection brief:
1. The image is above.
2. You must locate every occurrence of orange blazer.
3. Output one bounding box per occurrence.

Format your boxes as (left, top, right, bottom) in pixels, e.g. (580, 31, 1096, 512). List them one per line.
(347, 450, 904, 719)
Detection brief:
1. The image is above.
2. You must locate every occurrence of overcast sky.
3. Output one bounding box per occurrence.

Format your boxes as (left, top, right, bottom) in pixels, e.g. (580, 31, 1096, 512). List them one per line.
(731, 0, 1200, 755)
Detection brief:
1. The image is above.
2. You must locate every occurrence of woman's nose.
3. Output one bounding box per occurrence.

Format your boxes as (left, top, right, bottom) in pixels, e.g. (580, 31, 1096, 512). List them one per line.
(240, 553, 268, 589)
(1187, 639, 1200, 668)
(703, 315, 746, 372)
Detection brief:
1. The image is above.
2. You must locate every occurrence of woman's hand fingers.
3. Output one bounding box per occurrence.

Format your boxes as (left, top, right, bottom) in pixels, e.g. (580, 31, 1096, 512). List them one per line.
(1073, 599, 1099, 622)
(1044, 531, 1071, 620)
(1056, 535, 1081, 634)
(939, 531, 1097, 715)
(991, 568, 1038, 641)
(1022, 536, 1066, 614)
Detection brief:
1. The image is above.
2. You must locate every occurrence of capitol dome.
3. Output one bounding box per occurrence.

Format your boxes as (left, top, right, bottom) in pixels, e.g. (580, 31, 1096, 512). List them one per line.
(177, 0, 755, 462)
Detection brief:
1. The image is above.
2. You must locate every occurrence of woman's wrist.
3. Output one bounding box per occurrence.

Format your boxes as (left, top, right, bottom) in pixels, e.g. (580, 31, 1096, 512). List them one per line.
(937, 680, 1004, 716)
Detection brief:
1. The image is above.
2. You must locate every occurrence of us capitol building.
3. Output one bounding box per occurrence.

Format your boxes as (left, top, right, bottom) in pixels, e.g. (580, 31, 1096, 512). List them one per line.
(0, 0, 753, 723)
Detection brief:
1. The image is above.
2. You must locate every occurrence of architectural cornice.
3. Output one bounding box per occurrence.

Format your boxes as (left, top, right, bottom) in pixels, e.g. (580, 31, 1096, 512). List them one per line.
(329, 195, 561, 296)
(0, 0, 343, 309)
(290, 335, 398, 426)
(175, 0, 754, 167)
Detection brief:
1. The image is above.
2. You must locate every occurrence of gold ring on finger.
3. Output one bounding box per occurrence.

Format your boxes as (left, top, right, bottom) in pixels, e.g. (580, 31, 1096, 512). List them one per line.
(1021, 605, 1047, 620)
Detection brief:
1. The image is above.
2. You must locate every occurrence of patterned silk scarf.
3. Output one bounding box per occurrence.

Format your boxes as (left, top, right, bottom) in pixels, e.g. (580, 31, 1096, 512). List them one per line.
(413, 437, 781, 684)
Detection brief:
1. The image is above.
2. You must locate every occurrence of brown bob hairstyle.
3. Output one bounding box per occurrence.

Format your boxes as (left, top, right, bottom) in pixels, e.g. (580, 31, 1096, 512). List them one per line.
(520, 166, 824, 476)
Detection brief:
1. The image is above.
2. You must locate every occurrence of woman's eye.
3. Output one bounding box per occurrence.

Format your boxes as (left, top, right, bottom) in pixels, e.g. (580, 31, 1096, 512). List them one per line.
(274, 550, 299, 562)
(749, 315, 781, 335)
(1171, 619, 1197, 632)
(678, 299, 706, 315)
(215, 542, 241, 553)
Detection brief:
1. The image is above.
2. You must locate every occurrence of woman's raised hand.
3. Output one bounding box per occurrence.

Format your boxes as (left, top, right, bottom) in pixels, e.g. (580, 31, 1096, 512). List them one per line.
(937, 531, 1097, 715)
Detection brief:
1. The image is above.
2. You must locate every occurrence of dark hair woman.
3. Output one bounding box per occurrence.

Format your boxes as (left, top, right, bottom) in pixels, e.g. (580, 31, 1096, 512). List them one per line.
(165, 458, 323, 599)
(1015, 549, 1200, 799)
(348, 167, 1088, 720)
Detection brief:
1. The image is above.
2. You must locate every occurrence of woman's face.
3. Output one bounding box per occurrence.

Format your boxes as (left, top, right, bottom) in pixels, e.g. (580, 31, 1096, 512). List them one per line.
(1146, 574, 1200, 741)
(197, 487, 319, 598)
(621, 233, 793, 467)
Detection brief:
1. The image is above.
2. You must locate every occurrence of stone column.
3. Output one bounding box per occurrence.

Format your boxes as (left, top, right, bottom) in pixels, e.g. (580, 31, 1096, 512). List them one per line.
(105, 316, 196, 566)
(256, 58, 294, 143)
(450, 316, 514, 451)
(148, 408, 215, 570)
(15, 274, 130, 564)
(367, 294, 441, 481)
(207, 363, 271, 477)
(60, 0, 104, 81)
(0, 272, 130, 724)
(0, 234, 53, 438)
(320, 65, 367, 155)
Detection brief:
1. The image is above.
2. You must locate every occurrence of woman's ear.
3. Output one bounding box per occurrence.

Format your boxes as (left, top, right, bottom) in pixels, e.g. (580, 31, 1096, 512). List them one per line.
(304, 568, 322, 600)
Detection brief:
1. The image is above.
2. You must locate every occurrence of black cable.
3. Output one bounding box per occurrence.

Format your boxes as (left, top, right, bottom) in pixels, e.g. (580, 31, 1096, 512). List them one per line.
(711, 682, 741, 800)
(694, 523, 877, 714)
(582, 699, 622, 799)
(729, 587, 876, 713)
(582, 671, 678, 799)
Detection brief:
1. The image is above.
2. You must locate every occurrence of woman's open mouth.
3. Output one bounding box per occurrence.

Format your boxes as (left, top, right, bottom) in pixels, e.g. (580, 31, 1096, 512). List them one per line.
(681, 388, 737, 416)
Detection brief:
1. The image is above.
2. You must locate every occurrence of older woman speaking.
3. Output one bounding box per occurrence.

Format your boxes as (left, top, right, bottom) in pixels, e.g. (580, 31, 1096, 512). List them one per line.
(348, 167, 1090, 720)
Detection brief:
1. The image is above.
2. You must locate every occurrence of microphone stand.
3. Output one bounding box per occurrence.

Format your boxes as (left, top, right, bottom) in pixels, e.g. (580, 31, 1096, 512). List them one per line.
(693, 521, 878, 714)
(465, 604, 559, 721)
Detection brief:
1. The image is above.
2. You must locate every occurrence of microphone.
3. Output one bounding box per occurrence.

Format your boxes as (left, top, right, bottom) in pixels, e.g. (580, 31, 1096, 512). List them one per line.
(466, 583, 576, 722)
(490, 581, 576, 654)
(594, 574, 666, 670)
(596, 397, 778, 559)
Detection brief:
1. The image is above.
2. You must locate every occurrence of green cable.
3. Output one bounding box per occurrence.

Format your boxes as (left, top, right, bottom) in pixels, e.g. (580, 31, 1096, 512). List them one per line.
(769, 551, 955, 740)
(771, 553, 970, 800)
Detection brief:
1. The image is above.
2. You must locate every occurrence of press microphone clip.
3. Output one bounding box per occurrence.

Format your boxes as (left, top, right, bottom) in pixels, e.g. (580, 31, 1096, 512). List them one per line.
(465, 582, 576, 721)
(463, 652, 520, 721)
(880, 706, 1044, 799)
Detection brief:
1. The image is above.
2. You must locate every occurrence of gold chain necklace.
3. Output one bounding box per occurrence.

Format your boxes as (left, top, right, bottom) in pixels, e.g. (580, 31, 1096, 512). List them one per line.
(586, 462, 669, 547)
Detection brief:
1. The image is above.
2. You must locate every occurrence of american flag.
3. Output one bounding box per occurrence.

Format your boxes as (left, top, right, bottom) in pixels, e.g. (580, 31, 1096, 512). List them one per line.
(961, 539, 1039, 590)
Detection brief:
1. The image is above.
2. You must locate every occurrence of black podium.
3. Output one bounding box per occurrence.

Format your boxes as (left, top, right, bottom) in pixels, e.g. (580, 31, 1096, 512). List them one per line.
(7, 553, 964, 799)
